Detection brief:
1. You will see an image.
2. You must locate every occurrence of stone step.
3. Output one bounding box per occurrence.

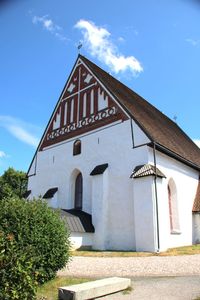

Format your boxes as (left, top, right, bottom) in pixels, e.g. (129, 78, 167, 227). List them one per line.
(58, 277, 131, 300)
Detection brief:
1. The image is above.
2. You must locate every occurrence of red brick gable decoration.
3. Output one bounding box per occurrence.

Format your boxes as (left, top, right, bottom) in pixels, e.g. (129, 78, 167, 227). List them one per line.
(40, 58, 127, 150)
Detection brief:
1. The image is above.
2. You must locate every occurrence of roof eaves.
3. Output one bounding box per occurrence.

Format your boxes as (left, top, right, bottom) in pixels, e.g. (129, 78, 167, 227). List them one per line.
(154, 143, 200, 171)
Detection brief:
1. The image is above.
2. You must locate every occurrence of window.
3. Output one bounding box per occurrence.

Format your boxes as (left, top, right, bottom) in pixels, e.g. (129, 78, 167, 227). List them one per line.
(73, 140, 81, 156)
(74, 173, 83, 210)
(168, 178, 180, 233)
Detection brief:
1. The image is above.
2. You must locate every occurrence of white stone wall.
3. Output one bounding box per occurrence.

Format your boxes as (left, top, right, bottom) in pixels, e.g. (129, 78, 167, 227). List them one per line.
(28, 116, 199, 251)
(133, 176, 158, 252)
(148, 148, 199, 251)
(28, 119, 150, 250)
(193, 213, 200, 244)
(91, 169, 109, 250)
(69, 232, 94, 250)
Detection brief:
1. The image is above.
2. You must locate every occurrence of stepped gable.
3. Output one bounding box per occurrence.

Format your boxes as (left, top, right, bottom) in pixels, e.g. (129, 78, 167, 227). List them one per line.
(80, 55, 200, 170)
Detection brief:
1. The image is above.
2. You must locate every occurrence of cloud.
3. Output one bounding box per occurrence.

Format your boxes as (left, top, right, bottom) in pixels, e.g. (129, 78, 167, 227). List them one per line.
(75, 20, 143, 75)
(0, 151, 6, 158)
(32, 15, 67, 42)
(193, 139, 200, 148)
(0, 116, 40, 148)
(118, 36, 125, 43)
(185, 38, 200, 47)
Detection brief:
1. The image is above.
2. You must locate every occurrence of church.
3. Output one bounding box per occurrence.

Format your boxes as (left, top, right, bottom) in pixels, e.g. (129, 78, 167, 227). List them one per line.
(27, 55, 200, 252)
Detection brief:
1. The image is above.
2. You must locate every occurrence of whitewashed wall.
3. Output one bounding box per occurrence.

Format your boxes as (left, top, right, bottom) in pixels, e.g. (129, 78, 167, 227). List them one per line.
(148, 148, 199, 251)
(133, 176, 158, 252)
(69, 232, 93, 250)
(28, 118, 150, 250)
(193, 213, 200, 244)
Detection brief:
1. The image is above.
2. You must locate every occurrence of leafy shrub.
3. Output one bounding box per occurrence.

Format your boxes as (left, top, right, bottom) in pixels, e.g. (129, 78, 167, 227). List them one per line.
(0, 232, 37, 300)
(0, 167, 27, 200)
(0, 197, 71, 299)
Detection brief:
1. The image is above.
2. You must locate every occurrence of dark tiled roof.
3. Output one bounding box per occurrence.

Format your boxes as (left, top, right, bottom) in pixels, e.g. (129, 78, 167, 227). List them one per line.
(23, 190, 31, 198)
(131, 164, 166, 179)
(193, 180, 200, 212)
(80, 55, 200, 170)
(61, 209, 95, 233)
(43, 187, 58, 199)
(90, 163, 108, 176)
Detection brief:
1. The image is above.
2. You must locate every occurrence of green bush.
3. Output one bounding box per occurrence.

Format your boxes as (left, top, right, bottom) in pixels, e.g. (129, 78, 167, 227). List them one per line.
(0, 232, 37, 300)
(0, 167, 27, 200)
(0, 197, 71, 299)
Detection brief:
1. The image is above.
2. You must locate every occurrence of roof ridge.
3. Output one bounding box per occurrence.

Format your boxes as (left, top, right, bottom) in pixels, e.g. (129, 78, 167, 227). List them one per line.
(80, 55, 200, 170)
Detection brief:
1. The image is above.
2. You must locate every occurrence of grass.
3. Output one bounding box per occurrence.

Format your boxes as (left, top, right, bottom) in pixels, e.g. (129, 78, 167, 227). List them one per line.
(122, 286, 133, 295)
(71, 244, 200, 257)
(36, 277, 90, 300)
(162, 244, 200, 256)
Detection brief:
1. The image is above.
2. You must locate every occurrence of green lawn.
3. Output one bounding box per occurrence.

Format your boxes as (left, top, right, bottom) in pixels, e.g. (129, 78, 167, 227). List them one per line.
(37, 277, 90, 300)
(71, 244, 200, 257)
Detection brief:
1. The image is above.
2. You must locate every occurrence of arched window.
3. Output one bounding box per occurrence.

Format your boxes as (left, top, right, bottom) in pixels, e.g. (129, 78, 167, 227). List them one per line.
(168, 178, 180, 233)
(73, 140, 81, 156)
(74, 173, 83, 210)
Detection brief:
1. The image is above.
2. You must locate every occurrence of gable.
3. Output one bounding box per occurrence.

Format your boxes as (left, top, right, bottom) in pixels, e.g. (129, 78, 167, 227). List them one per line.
(39, 58, 128, 150)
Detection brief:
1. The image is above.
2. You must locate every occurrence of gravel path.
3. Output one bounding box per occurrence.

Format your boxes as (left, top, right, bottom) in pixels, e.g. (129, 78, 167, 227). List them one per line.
(58, 255, 200, 299)
(58, 255, 200, 278)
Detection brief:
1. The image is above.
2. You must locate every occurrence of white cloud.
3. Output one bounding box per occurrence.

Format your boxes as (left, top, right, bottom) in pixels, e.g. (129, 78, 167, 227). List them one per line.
(75, 19, 143, 75)
(193, 139, 200, 148)
(0, 116, 40, 148)
(118, 36, 125, 43)
(186, 38, 200, 47)
(0, 151, 6, 158)
(133, 29, 139, 36)
(32, 15, 67, 42)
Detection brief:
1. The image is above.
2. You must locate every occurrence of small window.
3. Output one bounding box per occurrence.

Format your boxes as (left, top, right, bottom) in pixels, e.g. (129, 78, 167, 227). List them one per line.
(73, 140, 81, 156)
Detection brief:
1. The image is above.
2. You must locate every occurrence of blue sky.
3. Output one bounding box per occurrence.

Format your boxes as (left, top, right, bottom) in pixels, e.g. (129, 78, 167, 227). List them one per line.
(0, 0, 200, 175)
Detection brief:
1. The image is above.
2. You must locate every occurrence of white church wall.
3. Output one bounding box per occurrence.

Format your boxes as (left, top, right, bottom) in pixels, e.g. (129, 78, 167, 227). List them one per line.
(91, 169, 108, 250)
(45, 194, 58, 208)
(28, 118, 150, 251)
(133, 176, 157, 252)
(132, 120, 150, 146)
(28, 155, 37, 176)
(69, 232, 93, 250)
(148, 148, 199, 250)
(193, 213, 200, 244)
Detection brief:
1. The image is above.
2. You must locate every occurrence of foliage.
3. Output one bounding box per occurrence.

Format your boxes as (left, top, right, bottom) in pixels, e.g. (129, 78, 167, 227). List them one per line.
(0, 197, 71, 299)
(0, 167, 27, 200)
(0, 232, 37, 300)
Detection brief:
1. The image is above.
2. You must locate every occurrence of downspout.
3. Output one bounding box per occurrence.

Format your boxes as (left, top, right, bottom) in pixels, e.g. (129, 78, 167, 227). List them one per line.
(153, 142, 160, 252)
